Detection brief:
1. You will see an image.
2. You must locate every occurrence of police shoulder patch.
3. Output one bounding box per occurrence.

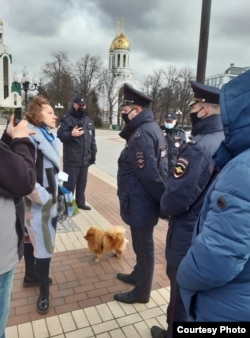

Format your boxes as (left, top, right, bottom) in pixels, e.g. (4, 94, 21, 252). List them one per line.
(174, 158, 189, 178)
(136, 151, 145, 168)
(134, 131, 141, 138)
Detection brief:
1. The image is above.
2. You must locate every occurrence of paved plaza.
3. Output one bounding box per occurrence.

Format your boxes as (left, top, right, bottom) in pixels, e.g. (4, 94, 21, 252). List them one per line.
(3, 128, 170, 338)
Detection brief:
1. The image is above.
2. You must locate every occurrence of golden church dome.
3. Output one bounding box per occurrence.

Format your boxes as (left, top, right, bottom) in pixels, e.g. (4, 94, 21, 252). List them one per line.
(109, 32, 130, 52)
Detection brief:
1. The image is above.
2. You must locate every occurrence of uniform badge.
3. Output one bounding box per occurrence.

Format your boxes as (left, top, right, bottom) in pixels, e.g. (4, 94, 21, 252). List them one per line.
(174, 137, 181, 148)
(136, 152, 145, 168)
(174, 158, 189, 178)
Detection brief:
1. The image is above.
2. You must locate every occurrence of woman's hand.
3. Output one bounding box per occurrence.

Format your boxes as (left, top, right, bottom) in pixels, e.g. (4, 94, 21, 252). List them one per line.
(7, 114, 35, 139)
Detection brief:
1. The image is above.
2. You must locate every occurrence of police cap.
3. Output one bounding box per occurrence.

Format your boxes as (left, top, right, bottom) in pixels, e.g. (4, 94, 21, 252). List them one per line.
(120, 83, 155, 107)
(164, 111, 176, 120)
(189, 81, 220, 106)
(73, 96, 86, 106)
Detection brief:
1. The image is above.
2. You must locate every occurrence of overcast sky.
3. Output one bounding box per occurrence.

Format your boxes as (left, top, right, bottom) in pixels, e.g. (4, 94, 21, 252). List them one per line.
(1, 0, 250, 84)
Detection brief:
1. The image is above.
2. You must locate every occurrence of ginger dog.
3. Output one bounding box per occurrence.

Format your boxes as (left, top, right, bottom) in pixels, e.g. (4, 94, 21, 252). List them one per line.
(84, 225, 127, 262)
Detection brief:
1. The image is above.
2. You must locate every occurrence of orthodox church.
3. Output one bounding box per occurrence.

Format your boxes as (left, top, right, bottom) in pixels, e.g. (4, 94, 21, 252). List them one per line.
(0, 17, 139, 124)
(0, 19, 21, 110)
(98, 20, 140, 128)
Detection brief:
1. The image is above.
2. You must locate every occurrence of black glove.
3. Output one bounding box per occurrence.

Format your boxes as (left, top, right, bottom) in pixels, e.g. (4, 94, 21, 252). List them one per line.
(89, 156, 96, 165)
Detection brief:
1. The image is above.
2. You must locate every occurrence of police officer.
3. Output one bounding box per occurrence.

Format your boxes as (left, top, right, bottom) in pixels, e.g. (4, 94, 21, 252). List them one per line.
(161, 111, 186, 175)
(114, 83, 168, 304)
(151, 82, 224, 338)
(57, 96, 97, 210)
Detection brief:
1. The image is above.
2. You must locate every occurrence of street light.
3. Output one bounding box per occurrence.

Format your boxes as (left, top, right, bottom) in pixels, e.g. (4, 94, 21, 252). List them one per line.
(55, 102, 64, 121)
(176, 110, 183, 128)
(13, 66, 39, 111)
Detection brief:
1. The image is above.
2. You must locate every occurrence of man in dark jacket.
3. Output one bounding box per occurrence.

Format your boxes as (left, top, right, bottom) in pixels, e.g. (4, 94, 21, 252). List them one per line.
(151, 82, 224, 338)
(0, 115, 36, 338)
(57, 96, 97, 210)
(114, 83, 168, 304)
(161, 111, 186, 175)
(177, 70, 250, 322)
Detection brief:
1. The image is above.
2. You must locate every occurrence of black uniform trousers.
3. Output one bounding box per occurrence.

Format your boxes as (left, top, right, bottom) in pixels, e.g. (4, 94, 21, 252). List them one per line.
(63, 164, 89, 207)
(166, 263, 189, 338)
(130, 226, 154, 300)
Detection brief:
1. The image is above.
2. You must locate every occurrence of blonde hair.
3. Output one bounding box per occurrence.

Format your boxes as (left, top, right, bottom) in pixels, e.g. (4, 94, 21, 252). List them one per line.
(25, 95, 50, 126)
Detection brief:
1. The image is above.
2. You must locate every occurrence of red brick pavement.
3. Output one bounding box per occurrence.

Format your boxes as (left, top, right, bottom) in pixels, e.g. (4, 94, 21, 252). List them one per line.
(7, 172, 169, 327)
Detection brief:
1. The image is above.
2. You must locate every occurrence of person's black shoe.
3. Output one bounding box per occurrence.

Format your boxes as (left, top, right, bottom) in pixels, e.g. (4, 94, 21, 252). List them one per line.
(114, 290, 149, 304)
(78, 205, 91, 210)
(150, 325, 167, 338)
(117, 272, 137, 285)
(36, 279, 50, 314)
(23, 275, 53, 288)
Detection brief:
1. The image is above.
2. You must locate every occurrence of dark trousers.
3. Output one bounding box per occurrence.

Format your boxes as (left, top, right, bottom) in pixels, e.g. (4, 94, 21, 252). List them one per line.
(63, 164, 89, 207)
(24, 242, 36, 278)
(130, 226, 154, 300)
(24, 242, 51, 283)
(166, 263, 189, 338)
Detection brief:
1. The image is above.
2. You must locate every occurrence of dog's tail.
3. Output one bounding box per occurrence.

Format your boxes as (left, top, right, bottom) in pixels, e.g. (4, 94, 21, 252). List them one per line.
(106, 225, 126, 239)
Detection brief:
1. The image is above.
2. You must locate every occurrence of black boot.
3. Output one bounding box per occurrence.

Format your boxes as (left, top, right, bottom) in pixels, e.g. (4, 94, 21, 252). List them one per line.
(23, 245, 53, 287)
(36, 280, 50, 314)
(23, 274, 52, 288)
(117, 272, 137, 285)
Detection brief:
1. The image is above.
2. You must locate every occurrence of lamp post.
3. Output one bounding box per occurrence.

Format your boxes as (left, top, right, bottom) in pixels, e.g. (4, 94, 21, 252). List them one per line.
(55, 102, 64, 121)
(176, 110, 183, 128)
(13, 66, 39, 111)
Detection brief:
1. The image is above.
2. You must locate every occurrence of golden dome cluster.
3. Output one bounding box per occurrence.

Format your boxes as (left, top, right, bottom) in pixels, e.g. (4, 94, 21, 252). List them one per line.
(109, 32, 130, 52)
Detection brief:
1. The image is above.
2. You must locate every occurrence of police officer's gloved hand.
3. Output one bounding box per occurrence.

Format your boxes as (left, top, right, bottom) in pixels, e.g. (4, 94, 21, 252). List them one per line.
(89, 156, 96, 165)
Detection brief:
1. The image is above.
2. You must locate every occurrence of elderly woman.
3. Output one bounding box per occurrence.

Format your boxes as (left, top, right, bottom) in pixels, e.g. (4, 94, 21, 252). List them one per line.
(23, 95, 60, 314)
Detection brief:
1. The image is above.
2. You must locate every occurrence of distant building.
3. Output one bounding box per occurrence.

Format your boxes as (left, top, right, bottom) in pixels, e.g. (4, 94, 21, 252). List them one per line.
(0, 19, 21, 111)
(205, 63, 250, 88)
(98, 19, 139, 128)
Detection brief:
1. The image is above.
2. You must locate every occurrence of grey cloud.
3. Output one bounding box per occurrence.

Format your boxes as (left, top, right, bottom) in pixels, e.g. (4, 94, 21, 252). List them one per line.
(0, 0, 250, 83)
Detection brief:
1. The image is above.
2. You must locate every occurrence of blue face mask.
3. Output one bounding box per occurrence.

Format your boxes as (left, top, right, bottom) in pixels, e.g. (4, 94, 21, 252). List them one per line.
(165, 122, 175, 129)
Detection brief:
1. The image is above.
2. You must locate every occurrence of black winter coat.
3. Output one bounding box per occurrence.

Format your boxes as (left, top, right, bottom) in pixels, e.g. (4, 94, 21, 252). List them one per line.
(57, 108, 97, 167)
(160, 115, 224, 267)
(117, 108, 168, 228)
(161, 124, 186, 175)
(0, 132, 36, 260)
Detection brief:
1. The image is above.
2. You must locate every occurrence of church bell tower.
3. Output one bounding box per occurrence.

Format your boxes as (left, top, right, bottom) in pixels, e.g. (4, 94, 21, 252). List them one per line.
(0, 19, 21, 110)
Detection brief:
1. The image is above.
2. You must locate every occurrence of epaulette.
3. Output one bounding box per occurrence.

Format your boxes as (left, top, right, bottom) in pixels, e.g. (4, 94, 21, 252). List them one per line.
(134, 131, 141, 139)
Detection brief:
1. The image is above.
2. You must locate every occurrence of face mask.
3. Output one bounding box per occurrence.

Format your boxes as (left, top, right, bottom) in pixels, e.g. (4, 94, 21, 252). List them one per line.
(78, 108, 86, 117)
(121, 107, 135, 124)
(165, 122, 175, 129)
(122, 113, 130, 124)
(189, 107, 204, 126)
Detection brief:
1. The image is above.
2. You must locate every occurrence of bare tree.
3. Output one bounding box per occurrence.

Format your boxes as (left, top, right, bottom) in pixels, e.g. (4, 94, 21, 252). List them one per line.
(40, 51, 74, 119)
(74, 54, 103, 99)
(143, 69, 165, 122)
(74, 54, 103, 121)
(144, 66, 194, 128)
(176, 68, 194, 129)
(98, 69, 120, 129)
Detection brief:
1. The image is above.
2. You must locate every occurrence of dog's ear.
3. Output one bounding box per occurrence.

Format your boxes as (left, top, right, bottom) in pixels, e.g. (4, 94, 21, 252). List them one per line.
(85, 232, 94, 239)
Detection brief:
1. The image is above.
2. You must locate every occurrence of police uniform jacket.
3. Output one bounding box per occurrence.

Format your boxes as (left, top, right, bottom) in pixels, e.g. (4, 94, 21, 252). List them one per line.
(162, 124, 186, 175)
(177, 70, 250, 321)
(57, 107, 97, 167)
(117, 108, 168, 228)
(161, 114, 224, 267)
